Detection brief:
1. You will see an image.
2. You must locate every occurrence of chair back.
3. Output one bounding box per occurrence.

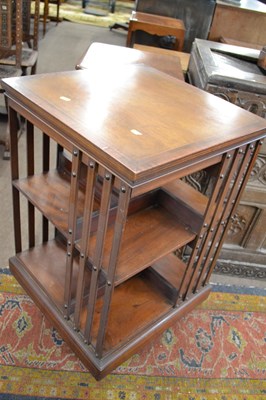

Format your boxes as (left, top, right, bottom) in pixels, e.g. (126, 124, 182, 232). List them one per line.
(0, 0, 23, 68)
(21, 0, 40, 50)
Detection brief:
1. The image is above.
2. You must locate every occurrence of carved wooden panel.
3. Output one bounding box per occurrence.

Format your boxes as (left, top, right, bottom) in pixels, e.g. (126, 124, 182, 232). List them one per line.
(207, 85, 266, 120)
(188, 39, 266, 269)
(226, 205, 259, 246)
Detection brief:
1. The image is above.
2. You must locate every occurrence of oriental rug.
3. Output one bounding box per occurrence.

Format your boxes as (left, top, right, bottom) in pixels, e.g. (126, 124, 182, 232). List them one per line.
(40, 1, 134, 28)
(0, 267, 265, 399)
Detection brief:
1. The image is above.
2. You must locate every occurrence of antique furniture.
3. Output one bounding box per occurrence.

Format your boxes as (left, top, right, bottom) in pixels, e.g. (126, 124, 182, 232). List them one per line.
(134, 0, 266, 51)
(135, 0, 216, 52)
(188, 38, 266, 271)
(0, 0, 23, 159)
(208, 0, 266, 47)
(0, 0, 40, 159)
(126, 11, 185, 51)
(0, 0, 40, 76)
(3, 62, 266, 380)
(76, 42, 185, 81)
(21, 0, 40, 75)
(0, 0, 22, 159)
(0, 0, 23, 74)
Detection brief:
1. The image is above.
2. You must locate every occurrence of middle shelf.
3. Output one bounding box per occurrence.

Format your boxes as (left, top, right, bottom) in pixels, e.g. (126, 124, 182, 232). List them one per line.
(13, 168, 207, 287)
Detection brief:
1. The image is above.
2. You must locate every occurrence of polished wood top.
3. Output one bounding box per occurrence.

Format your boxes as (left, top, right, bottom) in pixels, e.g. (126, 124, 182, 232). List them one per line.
(2, 65, 266, 184)
(76, 42, 184, 81)
(130, 11, 185, 29)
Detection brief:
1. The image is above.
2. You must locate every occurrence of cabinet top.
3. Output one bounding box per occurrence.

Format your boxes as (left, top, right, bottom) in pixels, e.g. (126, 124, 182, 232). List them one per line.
(217, 0, 266, 13)
(2, 65, 266, 185)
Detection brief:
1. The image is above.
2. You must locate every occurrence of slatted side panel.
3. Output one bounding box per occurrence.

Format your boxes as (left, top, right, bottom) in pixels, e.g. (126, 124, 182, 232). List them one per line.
(95, 182, 132, 357)
(177, 139, 264, 302)
(186, 145, 248, 296)
(202, 139, 264, 287)
(177, 149, 234, 302)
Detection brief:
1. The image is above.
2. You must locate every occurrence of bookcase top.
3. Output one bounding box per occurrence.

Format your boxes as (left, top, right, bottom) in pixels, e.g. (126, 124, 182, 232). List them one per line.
(3, 64, 266, 184)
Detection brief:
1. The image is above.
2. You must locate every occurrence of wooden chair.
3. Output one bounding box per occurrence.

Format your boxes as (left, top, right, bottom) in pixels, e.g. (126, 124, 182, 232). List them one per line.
(0, 0, 40, 75)
(21, 0, 40, 75)
(0, 0, 23, 159)
(22, 0, 39, 47)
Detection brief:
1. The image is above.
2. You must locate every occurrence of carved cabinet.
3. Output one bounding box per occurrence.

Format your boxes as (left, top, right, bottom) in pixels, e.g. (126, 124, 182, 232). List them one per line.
(3, 62, 266, 379)
(188, 39, 266, 273)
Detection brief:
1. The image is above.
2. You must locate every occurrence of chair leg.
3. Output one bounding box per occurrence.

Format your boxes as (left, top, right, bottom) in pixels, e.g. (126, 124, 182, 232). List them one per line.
(43, 0, 49, 36)
(1, 98, 23, 160)
(56, 0, 60, 24)
(1, 125, 10, 160)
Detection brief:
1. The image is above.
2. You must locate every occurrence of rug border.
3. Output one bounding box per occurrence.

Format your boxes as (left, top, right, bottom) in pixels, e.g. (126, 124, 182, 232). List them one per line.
(1, 365, 266, 399)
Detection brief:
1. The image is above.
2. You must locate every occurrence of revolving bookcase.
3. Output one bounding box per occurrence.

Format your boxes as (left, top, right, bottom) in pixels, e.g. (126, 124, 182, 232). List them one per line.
(3, 64, 266, 380)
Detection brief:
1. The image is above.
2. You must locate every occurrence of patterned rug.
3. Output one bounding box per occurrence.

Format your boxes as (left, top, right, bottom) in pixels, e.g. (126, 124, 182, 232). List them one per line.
(43, 0, 134, 28)
(0, 267, 266, 399)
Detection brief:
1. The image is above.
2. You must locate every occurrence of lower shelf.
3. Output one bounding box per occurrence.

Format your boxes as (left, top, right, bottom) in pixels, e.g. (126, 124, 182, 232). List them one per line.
(10, 240, 93, 313)
(9, 240, 177, 352)
(9, 251, 211, 380)
(80, 271, 173, 352)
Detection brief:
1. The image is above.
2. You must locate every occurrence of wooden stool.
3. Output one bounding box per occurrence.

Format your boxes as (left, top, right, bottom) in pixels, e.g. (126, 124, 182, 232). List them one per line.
(126, 11, 185, 51)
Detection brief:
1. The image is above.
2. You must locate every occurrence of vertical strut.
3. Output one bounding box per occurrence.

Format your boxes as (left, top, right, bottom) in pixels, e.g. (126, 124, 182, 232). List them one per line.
(95, 183, 131, 357)
(26, 119, 35, 248)
(9, 106, 22, 254)
(84, 170, 114, 343)
(42, 133, 50, 242)
(74, 160, 98, 329)
(64, 148, 81, 317)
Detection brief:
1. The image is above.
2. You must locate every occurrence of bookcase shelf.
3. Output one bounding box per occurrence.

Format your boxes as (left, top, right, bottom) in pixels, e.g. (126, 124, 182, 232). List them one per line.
(87, 203, 196, 285)
(3, 59, 265, 380)
(13, 170, 86, 237)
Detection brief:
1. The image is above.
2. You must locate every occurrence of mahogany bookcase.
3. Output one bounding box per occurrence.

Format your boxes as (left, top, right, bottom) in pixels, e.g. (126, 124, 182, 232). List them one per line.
(2, 63, 266, 380)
